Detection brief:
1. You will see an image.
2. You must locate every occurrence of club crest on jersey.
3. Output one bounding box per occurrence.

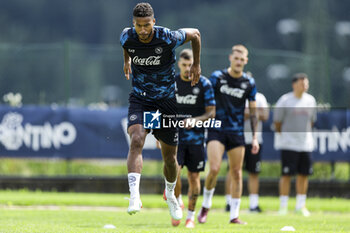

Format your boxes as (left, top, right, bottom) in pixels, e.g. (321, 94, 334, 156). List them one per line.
(128, 49, 135, 53)
(192, 87, 200, 95)
(240, 82, 248, 89)
(155, 47, 163, 54)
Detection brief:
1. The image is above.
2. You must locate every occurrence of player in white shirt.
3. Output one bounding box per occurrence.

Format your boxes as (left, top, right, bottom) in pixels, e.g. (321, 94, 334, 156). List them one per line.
(274, 73, 317, 217)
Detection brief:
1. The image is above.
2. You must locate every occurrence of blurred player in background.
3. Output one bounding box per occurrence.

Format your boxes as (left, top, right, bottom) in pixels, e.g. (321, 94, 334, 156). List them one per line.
(171, 49, 215, 228)
(120, 2, 201, 221)
(224, 78, 269, 213)
(198, 45, 259, 224)
(274, 73, 316, 217)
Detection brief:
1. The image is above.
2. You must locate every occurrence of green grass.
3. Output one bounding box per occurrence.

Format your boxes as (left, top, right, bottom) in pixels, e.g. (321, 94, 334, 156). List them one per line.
(0, 190, 349, 212)
(0, 158, 349, 180)
(0, 190, 349, 232)
(1, 209, 349, 233)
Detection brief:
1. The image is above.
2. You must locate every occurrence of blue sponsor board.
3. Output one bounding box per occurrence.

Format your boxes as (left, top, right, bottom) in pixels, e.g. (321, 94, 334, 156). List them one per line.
(261, 109, 350, 161)
(0, 105, 349, 161)
(0, 105, 162, 159)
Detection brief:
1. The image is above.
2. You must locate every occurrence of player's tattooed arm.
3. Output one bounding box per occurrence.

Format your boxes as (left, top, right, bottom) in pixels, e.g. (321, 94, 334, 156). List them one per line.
(249, 101, 258, 137)
(181, 28, 201, 86)
(123, 48, 132, 80)
(249, 101, 260, 154)
(250, 114, 258, 137)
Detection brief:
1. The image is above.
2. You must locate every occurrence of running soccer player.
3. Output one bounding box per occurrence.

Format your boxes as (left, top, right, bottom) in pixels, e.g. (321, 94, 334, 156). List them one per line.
(120, 2, 201, 221)
(171, 49, 215, 228)
(198, 45, 259, 224)
(274, 73, 316, 217)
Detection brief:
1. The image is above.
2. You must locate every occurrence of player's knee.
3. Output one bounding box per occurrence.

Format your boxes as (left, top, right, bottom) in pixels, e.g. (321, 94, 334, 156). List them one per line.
(130, 134, 145, 150)
(192, 186, 200, 195)
(163, 154, 177, 165)
(188, 173, 200, 184)
(231, 168, 242, 180)
(209, 166, 221, 176)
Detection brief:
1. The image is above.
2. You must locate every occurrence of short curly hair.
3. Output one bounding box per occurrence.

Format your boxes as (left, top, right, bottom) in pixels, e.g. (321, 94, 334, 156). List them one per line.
(179, 49, 193, 60)
(133, 3, 154, 17)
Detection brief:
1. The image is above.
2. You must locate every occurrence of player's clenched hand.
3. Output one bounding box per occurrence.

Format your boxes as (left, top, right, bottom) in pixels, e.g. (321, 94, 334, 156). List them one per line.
(124, 61, 132, 80)
(190, 63, 201, 86)
(251, 138, 260, 155)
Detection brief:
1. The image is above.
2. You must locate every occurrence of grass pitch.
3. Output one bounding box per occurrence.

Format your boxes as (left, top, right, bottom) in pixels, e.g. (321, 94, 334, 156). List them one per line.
(0, 190, 349, 232)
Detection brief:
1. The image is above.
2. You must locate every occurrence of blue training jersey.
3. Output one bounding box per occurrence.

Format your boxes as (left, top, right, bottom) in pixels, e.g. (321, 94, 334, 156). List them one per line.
(209, 69, 257, 134)
(175, 75, 216, 145)
(120, 26, 186, 101)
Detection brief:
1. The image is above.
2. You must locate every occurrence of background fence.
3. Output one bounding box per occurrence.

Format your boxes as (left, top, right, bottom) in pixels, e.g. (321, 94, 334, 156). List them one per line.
(1, 43, 349, 107)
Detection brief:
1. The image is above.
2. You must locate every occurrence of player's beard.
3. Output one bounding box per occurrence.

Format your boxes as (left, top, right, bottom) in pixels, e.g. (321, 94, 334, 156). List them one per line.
(233, 66, 243, 75)
(182, 72, 191, 81)
(138, 30, 153, 42)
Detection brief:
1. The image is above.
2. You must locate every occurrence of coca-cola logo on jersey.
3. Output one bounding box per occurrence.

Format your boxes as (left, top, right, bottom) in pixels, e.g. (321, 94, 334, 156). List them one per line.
(220, 85, 245, 98)
(132, 56, 161, 66)
(176, 94, 198, 105)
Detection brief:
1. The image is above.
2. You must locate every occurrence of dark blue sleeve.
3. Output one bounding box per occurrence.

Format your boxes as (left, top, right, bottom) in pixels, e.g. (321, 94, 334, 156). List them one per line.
(201, 77, 216, 107)
(120, 28, 130, 47)
(168, 29, 186, 49)
(248, 77, 257, 101)
(209, 70, 221, 89)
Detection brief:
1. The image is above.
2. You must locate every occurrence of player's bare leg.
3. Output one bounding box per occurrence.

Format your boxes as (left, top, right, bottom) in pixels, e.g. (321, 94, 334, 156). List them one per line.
(171, 166, 183, 226)
(127, 124, 147, 215)
(204, 141, 225, 189)
(296, 174, 308, 194)
(160, 140, 183, 221)
(279, 175, 291, 195)
(174, 166, 184, 209)
(227, 146, 246, 224)
(248, 173, 259, 196)
(159, 140, 178, 181)
(185, 171, 200, 228)
(188, 171, 200, 211)
(198, 140, 225, 223)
